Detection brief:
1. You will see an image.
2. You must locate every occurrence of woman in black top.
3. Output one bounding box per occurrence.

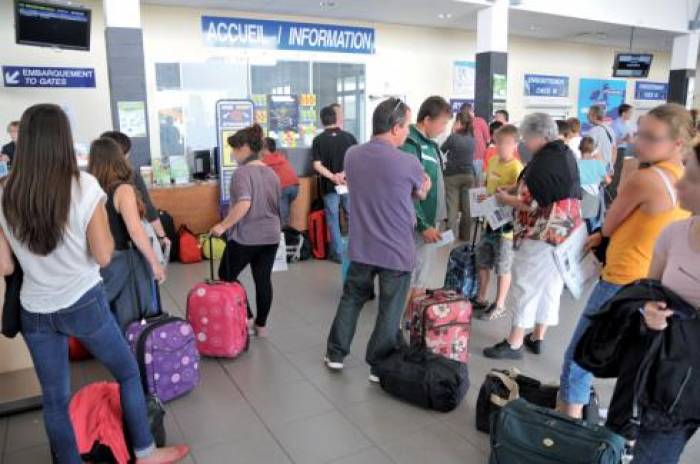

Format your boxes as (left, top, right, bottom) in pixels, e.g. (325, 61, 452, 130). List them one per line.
(441, 111, 476, 241)
(88, 138, 164, 328)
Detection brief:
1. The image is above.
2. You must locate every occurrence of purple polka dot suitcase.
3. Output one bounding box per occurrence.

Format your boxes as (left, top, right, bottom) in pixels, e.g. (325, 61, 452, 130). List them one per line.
(126, 315, 200, 403)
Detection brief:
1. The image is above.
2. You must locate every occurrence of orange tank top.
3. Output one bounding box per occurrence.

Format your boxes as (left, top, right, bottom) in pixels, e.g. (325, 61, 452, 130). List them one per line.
(602, 161, 690, 285)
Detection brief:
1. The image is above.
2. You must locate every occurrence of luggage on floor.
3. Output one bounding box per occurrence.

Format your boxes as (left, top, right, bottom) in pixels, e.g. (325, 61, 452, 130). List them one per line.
(158, 210, 178, 262)
(199, 234, 226, 260)
(489, 398, 625, 464)
(443, 221, 480, 299)
(177, 225, 202, 264)
(283, 226, 311, 263)
(126, 314, 199, 403)
(375, 346, 469, 412)
(476, 368, 600, 434)
(187, 237, 250, 358)
(308, 209, 329, 260)
(405, 289, 472, 363)
(69, 337, 93, 362)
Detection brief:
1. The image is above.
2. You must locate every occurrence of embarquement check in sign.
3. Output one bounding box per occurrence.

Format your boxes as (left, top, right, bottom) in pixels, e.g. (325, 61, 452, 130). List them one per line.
(2, 66, 95, 88)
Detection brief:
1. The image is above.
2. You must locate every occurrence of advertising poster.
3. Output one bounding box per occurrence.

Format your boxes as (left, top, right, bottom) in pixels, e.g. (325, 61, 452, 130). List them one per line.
(493, 74, 507, 101)
(578, 78, 627, 130)
(453, 61, 475, 97)
(268, 95, 300, 148)
(118, 101, 147, 138)
(215, 100, 255, 206)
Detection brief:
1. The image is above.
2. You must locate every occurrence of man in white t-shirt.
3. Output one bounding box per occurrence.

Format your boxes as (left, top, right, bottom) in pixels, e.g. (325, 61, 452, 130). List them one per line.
(587, 104, 617, 174)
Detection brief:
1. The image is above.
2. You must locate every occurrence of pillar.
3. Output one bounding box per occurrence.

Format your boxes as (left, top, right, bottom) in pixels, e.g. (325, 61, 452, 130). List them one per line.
(668, 32, 699, 108)
(475, 0, 509, 121)
(103, 0, 151, 167)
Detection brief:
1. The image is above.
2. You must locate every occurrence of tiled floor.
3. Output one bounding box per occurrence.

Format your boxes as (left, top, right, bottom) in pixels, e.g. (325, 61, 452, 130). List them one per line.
(2, 252, 699, 463)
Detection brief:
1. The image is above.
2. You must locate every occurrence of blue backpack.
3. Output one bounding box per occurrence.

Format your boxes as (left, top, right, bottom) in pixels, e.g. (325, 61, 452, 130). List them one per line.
(443, 223, 480, 299)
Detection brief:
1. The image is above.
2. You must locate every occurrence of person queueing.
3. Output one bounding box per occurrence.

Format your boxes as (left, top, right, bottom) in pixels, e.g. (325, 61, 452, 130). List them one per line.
(324, 98, 430, 382)
(483, 113, 582, 359)
(1, 120, 18, 168)
(401, 96, 451, 299)
(628, 141, 700, 464)
(578, 136, 610, 233)
(262, 137, 299, 227)
(472, 125, 524, 321)
(558, 103, 693, 419)
(88, 138, 165, 329)
(0, 104, 188, 464)
(100, 131, 171, 252)
(441, 109, 476, 242)
(312, 105, 357, 263)
(211, 124, 281, 338)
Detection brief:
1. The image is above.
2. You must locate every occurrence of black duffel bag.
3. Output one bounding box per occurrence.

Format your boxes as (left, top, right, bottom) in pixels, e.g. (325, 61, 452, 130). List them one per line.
(476, 368, 600, 433)
(375, 346, 469, 412)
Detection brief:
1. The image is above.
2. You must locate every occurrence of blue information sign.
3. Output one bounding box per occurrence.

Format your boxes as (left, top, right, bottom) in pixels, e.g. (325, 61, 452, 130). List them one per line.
(449, 99, 473, 114)
(634, 81, 668, 101)
(2, 65, 95, 88)
(202, 16, 375, 54)
(524, 74, 569, 97)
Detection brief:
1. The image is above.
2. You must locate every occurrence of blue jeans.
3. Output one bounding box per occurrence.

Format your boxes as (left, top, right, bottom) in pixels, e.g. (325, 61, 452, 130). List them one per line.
(323, 192, 349, 258)
(559, 280, 623, 405)
(327, 262, 411, 369)
(633, 427, 697, 464)
(280, 185, 299, 227)
(21, 284, 154, 464)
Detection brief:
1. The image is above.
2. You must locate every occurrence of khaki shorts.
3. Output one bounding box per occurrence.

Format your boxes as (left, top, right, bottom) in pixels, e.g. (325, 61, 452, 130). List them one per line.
(476, 231, 514, 276)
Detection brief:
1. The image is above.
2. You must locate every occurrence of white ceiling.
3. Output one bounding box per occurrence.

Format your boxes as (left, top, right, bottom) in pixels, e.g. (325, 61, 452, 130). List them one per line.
(143, 0, 681, 53)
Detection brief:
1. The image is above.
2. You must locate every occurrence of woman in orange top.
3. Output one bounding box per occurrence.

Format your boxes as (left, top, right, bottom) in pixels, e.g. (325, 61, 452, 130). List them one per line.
(559, 103, 693, 419)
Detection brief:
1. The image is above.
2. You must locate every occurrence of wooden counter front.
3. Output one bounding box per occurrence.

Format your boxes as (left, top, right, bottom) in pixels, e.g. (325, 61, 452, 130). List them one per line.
(149, 181, 221, 235)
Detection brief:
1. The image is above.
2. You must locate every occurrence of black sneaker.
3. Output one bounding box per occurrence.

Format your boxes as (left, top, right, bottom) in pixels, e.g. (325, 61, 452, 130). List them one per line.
(471, 299, 490, 312)
(524, 333, 543, 355)
(483, 340, 523, 360)
(478, 303, 507, 321)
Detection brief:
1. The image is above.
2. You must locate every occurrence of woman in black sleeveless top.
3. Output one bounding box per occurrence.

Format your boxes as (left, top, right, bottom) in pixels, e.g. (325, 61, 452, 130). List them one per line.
(88, 138, 164, 328)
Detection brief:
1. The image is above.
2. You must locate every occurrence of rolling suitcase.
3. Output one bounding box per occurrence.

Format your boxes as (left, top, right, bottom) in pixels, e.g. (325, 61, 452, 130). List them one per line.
(405, 289, 472, 363)
(443, 220, 480, 300)
(187, 237, 249, 358)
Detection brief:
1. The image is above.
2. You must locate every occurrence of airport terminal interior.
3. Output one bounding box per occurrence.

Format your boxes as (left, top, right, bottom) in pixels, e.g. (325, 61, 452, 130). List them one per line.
(2, 0, 700, 463)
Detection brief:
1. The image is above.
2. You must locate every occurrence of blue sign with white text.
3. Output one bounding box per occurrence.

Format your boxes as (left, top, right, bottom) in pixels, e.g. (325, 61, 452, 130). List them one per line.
(634, 81, 668, 101)
(449, 99, 473, 114)
(201, 16, 375, 54)
(2, 66, 95, 88)
(524, 74, 569, 97)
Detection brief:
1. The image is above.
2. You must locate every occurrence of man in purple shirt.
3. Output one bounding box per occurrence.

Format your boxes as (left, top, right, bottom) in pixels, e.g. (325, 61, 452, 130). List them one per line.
(324, 98, 430, 383)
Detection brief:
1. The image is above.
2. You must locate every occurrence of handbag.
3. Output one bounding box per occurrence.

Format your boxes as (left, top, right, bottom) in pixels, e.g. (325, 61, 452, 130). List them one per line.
(1, 255, 22, 338)
(177, 225, 202, 264)
(489, 398, 625, 464)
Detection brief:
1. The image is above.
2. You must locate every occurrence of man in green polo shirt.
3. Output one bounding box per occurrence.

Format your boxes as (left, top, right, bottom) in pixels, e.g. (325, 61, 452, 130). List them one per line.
(400, 96, 451, 299)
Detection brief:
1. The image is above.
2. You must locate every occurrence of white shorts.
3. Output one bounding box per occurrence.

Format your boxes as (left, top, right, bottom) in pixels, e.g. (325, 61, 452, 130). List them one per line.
(411, 235, 440, 289)
(505, 239, 565, 329)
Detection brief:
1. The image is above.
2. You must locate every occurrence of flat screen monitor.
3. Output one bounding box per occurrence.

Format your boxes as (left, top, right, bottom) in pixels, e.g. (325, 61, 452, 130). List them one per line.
(15, 1, 91, 51)
(613, 53, 653, 78)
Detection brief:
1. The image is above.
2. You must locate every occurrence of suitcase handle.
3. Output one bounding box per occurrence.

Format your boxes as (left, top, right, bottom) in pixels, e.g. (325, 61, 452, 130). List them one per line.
(208, 234, 216, 281)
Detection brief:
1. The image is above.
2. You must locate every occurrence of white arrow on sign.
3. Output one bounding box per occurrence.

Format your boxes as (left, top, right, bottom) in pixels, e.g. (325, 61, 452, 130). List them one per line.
(4, 71, 20, 85)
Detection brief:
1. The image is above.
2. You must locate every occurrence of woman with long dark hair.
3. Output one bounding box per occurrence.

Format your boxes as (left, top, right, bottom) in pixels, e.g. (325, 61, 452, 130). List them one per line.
(0, 104, 188, 463)
(211, 124, 281, 337)
(442, 110, 476, 241)
(88, 137, 165, 329)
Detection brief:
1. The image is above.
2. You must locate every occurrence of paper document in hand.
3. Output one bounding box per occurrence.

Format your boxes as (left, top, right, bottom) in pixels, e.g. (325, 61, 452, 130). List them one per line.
(552, 225, 601, 299)
(335, 184, 348, 195)
(430, 230, 455, 248)
(486, 206, 513, 230)
(469, 187, 492, 217)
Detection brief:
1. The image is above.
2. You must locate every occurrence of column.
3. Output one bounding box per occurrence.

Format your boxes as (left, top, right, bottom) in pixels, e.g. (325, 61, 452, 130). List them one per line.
(474, 0, 509, 121)
(103, 0, 151, 167)
(668, 32, 699, 107)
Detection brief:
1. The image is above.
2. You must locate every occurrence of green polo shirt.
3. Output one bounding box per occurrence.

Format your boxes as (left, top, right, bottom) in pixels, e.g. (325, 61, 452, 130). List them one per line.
(400, 124, 441, 232)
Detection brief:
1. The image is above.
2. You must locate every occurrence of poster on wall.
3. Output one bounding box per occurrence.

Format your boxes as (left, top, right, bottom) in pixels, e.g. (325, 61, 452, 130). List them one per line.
(453, 61, 475, 97)
(268, 95, 300, 149)
(117, 101, 147, 138)
(577, 78, 626, 130)
(493, 74, 507, 101)
(524, 74, 570, 97)
(215, 100, 255, 206)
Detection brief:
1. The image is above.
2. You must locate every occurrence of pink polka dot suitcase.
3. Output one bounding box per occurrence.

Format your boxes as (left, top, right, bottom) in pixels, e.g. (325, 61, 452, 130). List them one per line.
(186, 280, 250, 358)
(126, 315, 200, 402)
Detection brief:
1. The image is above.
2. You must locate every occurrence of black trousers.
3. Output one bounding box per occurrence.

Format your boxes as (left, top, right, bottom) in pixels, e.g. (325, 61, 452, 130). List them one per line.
(219, 239, 278, 327)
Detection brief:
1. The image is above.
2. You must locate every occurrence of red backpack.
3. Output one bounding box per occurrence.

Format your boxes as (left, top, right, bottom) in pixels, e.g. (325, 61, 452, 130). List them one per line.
(178, 225, 202, 264)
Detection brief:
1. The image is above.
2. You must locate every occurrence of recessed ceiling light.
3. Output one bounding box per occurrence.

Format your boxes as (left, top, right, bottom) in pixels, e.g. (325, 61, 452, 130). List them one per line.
(438, 13, 453, 20)
(529, 25, 540, 31)
(319, 1, 336, 8)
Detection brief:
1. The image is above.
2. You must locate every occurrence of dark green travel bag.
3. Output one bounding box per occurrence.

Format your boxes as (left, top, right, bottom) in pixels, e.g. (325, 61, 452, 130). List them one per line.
(490, 398, 625, 464)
